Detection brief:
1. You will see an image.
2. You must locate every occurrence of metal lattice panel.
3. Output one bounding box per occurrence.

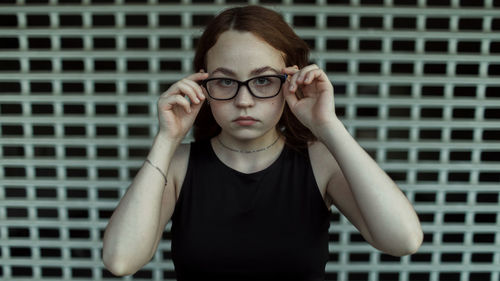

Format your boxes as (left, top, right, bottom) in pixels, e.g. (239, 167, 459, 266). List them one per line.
(1, 0, 499, 280)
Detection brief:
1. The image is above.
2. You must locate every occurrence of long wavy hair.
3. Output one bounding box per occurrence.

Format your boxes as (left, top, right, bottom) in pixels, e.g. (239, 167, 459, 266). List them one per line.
(193, 5, 316, 149)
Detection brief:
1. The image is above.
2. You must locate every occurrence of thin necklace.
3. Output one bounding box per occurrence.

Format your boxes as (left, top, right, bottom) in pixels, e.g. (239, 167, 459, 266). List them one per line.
(217, 135, 281, 154)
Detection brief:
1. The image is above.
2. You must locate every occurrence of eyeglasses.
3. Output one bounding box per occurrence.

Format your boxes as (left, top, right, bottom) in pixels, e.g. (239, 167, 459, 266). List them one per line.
(201, 74, 287, 101)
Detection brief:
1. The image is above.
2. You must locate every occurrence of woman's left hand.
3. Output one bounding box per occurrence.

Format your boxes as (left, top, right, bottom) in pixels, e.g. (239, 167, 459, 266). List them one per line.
(282, 65, 337, 135)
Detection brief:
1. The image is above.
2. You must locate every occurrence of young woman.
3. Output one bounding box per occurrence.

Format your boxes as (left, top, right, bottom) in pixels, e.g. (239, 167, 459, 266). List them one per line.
(102, 5, 423, 280)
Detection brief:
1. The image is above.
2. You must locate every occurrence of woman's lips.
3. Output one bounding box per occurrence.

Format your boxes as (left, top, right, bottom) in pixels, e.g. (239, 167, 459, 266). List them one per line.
(233, 116, 258, 126)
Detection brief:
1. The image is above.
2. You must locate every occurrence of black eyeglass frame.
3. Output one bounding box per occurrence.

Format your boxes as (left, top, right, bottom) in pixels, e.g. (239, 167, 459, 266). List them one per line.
(201, 74, 288, 101)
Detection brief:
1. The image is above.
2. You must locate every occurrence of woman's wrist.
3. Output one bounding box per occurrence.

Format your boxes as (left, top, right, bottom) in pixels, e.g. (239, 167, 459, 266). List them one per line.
(312, 117, 345, 143)
(144, 159, 168, 185)
(147, 132, 181, 171)
(154, 130, 183, 146)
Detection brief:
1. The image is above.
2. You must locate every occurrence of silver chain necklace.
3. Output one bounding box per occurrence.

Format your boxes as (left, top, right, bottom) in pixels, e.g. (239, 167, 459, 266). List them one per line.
(217, 135, 281, 154)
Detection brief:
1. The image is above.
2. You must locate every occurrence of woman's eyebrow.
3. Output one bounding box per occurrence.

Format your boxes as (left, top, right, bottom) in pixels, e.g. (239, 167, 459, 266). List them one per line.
(210, 67, 236, 76)
(250, 66, 280, 76)
(210, 66, 280, 77)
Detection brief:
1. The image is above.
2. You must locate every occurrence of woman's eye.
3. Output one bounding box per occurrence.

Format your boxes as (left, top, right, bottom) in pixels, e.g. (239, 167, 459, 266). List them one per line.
(255, 77, 270, 85)
(219, 79, 234, 87)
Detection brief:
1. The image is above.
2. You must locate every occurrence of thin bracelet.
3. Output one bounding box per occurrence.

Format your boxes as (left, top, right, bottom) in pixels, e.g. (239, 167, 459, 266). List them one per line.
(145, 159, 168, 185)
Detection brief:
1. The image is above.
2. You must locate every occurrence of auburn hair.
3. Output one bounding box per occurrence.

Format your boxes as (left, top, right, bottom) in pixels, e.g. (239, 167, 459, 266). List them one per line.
(193, 5, 316, 149)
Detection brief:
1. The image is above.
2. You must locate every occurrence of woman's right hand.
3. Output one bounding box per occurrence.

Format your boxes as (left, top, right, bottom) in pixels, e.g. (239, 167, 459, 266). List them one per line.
(156, 71, 209, 142)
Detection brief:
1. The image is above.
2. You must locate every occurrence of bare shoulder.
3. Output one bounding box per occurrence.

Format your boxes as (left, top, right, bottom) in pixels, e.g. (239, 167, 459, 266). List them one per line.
(168, 142, 191, 200)
(308, 141, 341, 205)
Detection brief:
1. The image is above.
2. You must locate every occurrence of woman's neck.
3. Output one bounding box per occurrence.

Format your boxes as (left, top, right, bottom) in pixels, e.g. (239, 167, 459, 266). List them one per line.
(217, 133, 281, 154)
(211, 130, 285, 174)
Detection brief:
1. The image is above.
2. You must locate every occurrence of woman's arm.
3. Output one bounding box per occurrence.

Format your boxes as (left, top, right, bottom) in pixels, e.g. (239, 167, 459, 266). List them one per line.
(315, 121, 423, 256)
(102, 135, 179, 276)
(102, 71, 208, 276)
(283, 64, 422, 256)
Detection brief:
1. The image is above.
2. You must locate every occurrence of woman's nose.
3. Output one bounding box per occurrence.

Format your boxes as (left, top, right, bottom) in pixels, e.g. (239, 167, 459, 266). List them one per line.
(233, 85, 255, 107)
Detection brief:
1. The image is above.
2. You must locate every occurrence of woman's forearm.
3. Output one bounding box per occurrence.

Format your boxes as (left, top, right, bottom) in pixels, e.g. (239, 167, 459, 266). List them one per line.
(102, 134, 178, 275)
(316, 119, 423, 255)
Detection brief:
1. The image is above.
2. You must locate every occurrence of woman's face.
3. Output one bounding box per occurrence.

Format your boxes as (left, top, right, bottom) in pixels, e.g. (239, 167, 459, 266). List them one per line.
(205, 30, 287, 141)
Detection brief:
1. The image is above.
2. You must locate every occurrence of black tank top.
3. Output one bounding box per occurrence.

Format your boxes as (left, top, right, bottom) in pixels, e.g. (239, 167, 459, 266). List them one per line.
(171, 140, 331, 281)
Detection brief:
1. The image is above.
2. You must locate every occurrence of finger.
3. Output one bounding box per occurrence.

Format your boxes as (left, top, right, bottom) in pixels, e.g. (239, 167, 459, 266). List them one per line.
(170, 94, 193, 114)
(178, 80, 202, 104)
(189, 95, 206, 116)
(282, 67, 297, 88)
(158, 93, 189, 112)
(282, 70, 300, 106)
(281, 68, 297, 90)
(190, 71, 209, 100)
(184, 71, 209, 98)
(182, 78, 206, 102)
(296, 64, 319, 83)
(302, 69, 325, 85)
(288, 65, 320, 91)
(288, 68, 302, 93)
(171, 82, 199, 105)
(283, 85, 299, 107)
(185, 71, 209, 83)
(160, 72, 208, 98)
(282, 65, 300, 75)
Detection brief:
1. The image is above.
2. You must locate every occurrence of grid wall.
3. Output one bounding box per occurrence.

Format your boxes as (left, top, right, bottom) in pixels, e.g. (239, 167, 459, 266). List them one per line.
(1, 0, 500, 281)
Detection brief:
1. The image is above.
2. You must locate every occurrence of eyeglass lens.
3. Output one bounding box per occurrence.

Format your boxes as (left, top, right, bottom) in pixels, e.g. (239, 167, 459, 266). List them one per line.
(205, 76, 284, 100)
